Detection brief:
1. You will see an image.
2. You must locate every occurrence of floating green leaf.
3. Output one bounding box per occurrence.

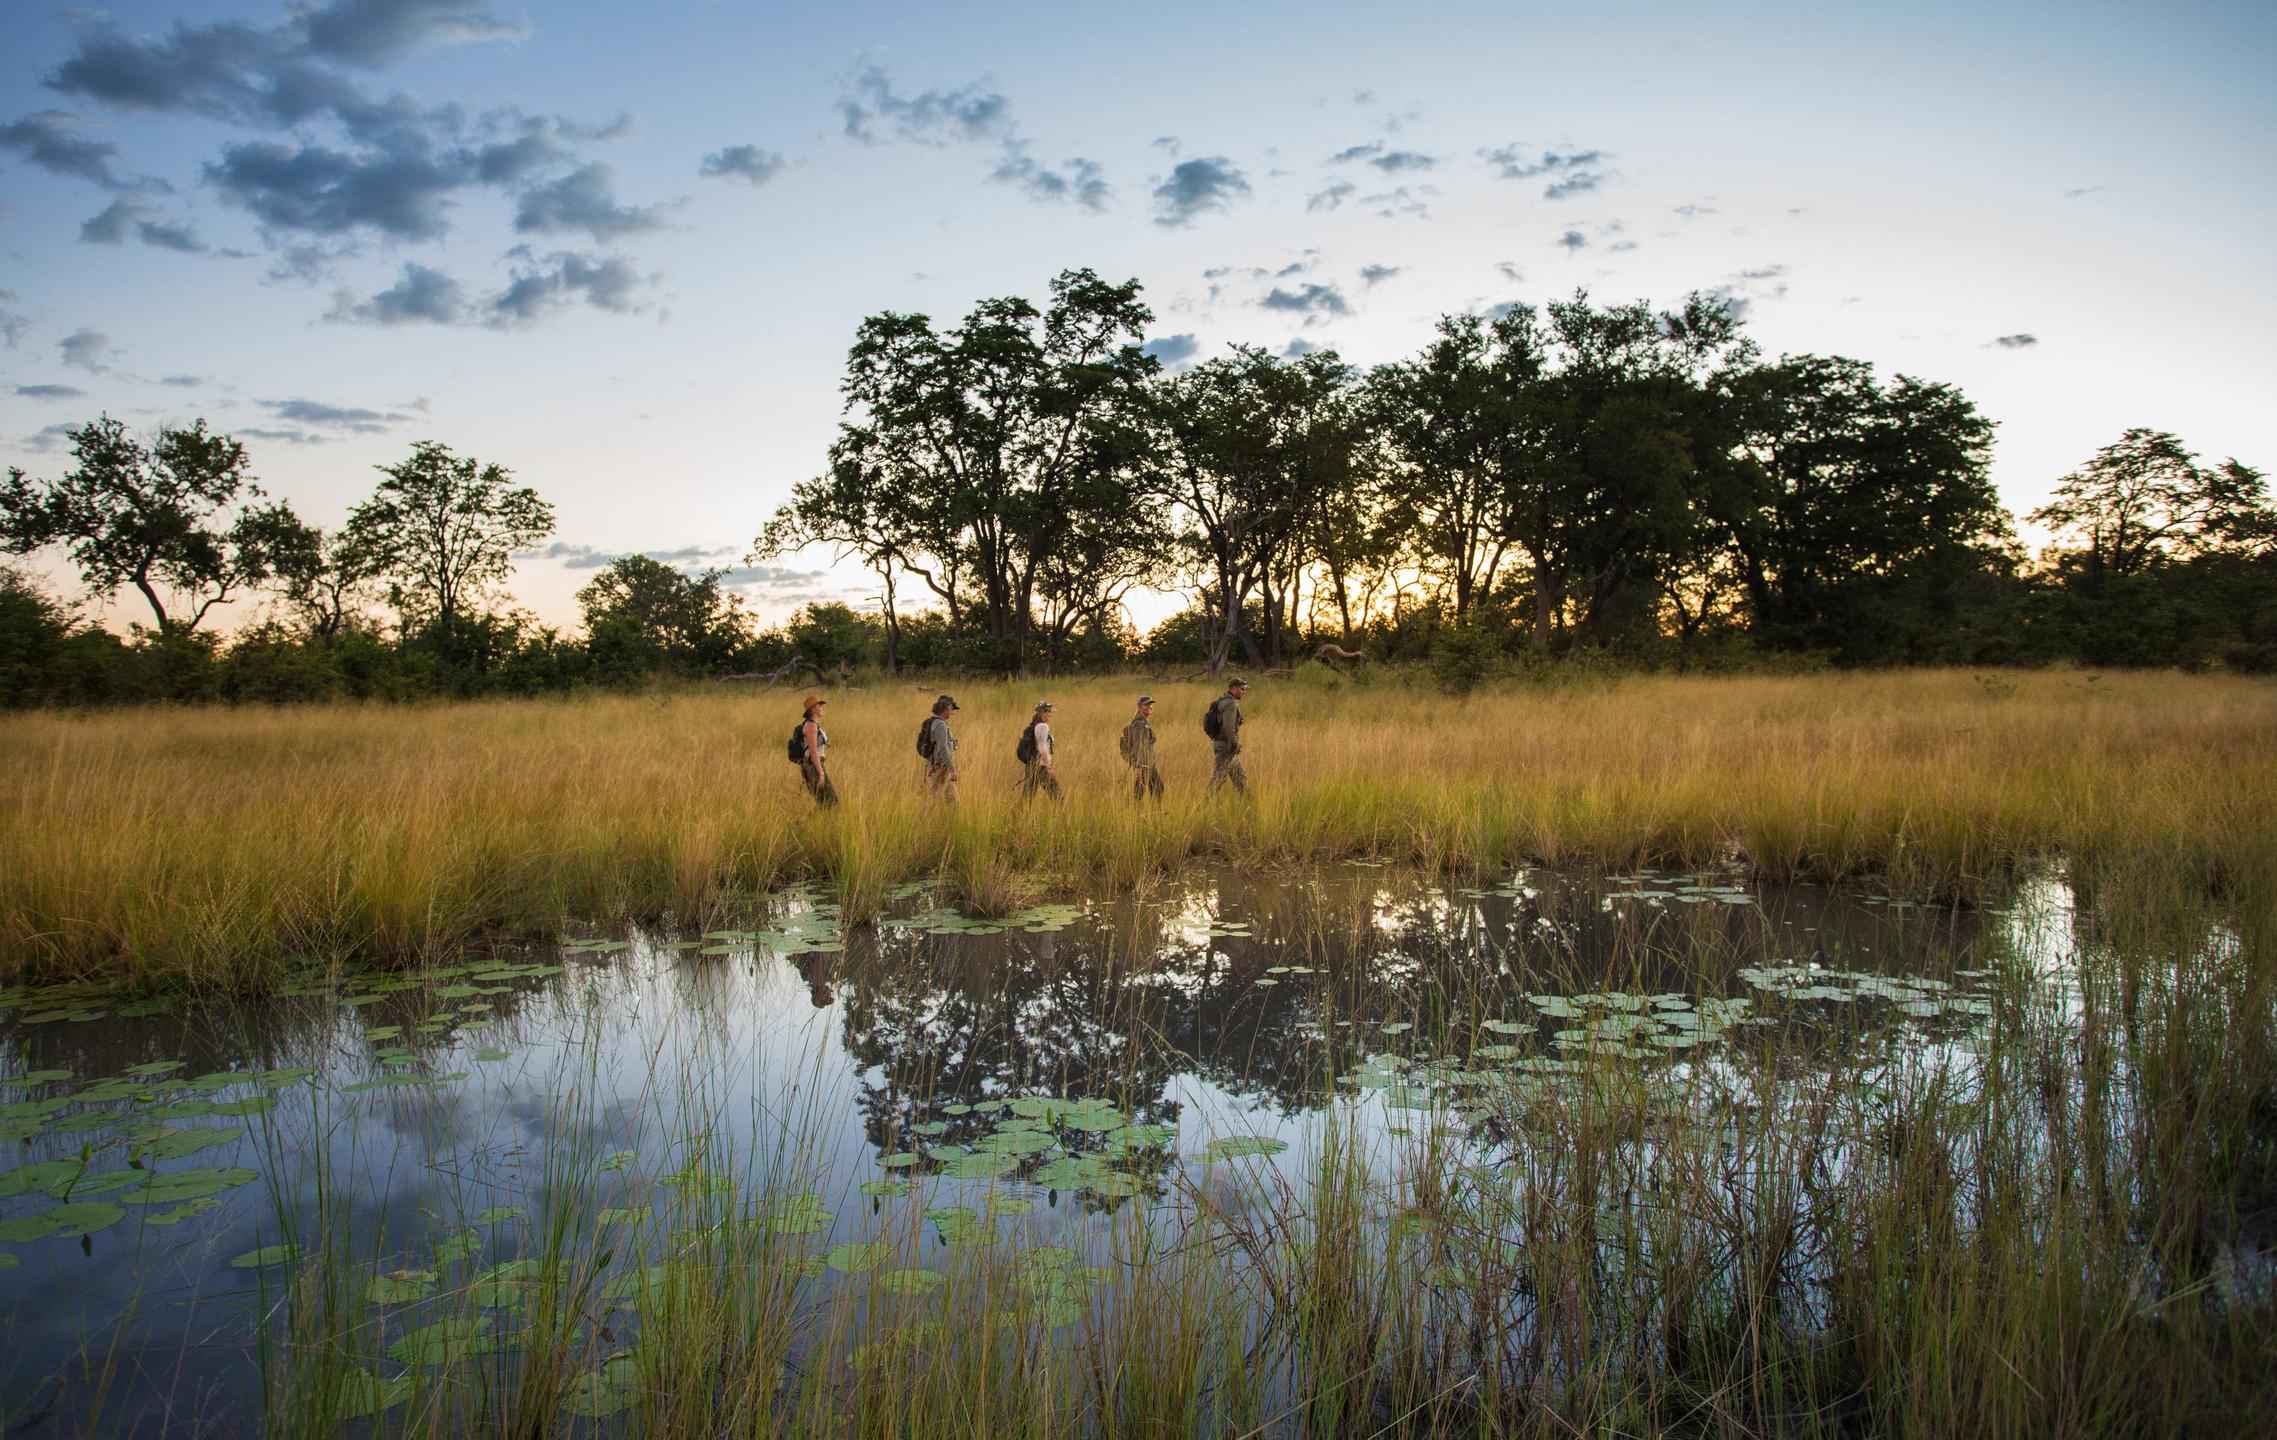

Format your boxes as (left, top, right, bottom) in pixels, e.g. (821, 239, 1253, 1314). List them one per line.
(827, 1241, 891, 1273)
(142, 1197, 221, 1226)
(942, 1151, 1018, 1180)
(0, 1160, 86, 1199)
(133, 1129, 238, 1163)
(366, 1268, 439, 1303)
(229, 1244, 298, 1269)
(1204, 1136, 1288, 1161)
(388, 1315, 491, 1367)
(336, 1367, 412, 1420)
(123, 1166, 258, 1206)
(877, 1267, 944, 1295)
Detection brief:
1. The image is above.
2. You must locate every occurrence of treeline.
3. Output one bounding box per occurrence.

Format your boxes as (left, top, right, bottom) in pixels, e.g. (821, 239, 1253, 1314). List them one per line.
(758, 271, 2273, 676)
(3, 273, 2272, 709)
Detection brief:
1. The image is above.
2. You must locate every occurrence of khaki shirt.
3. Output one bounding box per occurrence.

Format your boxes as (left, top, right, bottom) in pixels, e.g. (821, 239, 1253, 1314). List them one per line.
(924, 715, 957, 769)
(1210, 694, 1243, 753)
(1121, 714, 1157, 767)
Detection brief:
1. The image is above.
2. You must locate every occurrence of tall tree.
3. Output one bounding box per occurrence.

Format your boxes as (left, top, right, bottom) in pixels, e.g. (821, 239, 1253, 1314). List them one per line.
(347, 441, 554, 632)
(1530, 292, 1754, 648)
(267, 518, 385, 641)
(577, 554, 750, 676)
(1714, 355, 2010, 656)
(0, 416, 302, 637)
(2029, 428, 2271, 584)
(1151, 346, 1366, 667)
(752, 451, 928, 674)
(1369, 309, 1549, 629)
(824, 268, 1158, 669)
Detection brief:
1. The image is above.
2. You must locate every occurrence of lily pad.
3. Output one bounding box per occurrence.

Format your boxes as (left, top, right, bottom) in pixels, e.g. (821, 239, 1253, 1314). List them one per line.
(133, 1129, 239, 1163)
(124, 1166, 258, 1206)
(229, 1244, 299, 1269)
(143, 1197, 222, 1226)
(826, 1241, 891, 1273)
(337, 1367, 413, 1420)
(388, 1315, 492, 1367)
(474, 1206, 526, 1225)
(877, 1267, 945, 1296)
(1203, 1136, 1289, 1161)
(366, 1268, 440, 1303)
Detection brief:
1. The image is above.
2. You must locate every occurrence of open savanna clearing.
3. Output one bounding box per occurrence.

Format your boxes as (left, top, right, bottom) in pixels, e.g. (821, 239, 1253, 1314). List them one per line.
(2, 668, 2271, 988)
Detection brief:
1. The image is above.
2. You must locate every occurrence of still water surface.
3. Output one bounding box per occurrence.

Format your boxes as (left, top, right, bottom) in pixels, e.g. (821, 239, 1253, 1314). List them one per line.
(0, 866, 2049, 1431)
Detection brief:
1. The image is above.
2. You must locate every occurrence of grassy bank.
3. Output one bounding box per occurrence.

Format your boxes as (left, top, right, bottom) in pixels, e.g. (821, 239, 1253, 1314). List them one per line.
(3, 668, 2273, 987)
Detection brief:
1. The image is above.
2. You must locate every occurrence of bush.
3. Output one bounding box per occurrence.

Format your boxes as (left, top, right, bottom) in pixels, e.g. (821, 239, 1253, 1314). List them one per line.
(1429, 619, 1507, 696)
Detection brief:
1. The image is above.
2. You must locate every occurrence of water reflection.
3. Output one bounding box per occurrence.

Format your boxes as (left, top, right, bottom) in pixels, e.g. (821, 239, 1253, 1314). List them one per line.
(0, 865, 2060, 1432)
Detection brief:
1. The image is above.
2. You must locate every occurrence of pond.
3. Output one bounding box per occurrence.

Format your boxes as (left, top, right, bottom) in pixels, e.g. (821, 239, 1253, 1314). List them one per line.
(0, 864, 2207, 1433)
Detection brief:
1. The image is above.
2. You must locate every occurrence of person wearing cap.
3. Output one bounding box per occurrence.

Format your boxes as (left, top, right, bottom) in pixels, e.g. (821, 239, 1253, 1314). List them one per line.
(796, 694, 837, 808)
(1207, 677, 1250, 797)
(1019, 700, 1063, 801)
(921, 694, 961, 805)
(1119, 694, 1164, 803)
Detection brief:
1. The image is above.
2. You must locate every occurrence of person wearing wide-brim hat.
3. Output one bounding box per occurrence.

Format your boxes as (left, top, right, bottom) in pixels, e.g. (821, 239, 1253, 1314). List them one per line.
(921, 694, 961, 805)
(1018, 699, 1064, 802)
(1120, 693, 1164, 803)
(1207, 677, 1251, 798)
(796, 693, 837, 808)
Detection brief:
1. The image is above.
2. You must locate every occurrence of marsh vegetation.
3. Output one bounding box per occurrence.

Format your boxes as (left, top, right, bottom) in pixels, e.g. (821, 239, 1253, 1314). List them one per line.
(0, 669, 2272, 1435)
(4, 669, 2271, 989)
(1, 858, 2271, 1436)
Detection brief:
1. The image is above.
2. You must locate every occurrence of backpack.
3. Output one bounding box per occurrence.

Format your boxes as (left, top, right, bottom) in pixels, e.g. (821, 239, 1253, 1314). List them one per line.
(1015, 722, 1039, 765)
(1202, 699, 1225, 741)
(787, 719, 809, 765)
(916, 718, 936, 761)
(1118, 723, 1136, 763)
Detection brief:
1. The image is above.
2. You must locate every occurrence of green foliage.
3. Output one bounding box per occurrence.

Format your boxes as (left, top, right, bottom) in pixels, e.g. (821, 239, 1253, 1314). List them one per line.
(348, 440, 555, 631)
(5, 292, 2271, 713)
(1, 416, 305, 636)
(786, 602, 875, 671)
(1429, 617, 1508, 695)
(578, 556, 754, 685)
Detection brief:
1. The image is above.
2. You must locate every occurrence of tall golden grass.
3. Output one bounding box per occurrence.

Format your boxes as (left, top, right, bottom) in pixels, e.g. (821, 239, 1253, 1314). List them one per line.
(3, 668, 2272, 987)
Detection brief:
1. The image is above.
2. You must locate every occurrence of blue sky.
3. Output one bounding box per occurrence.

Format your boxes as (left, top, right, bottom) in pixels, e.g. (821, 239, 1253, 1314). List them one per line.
(4, 0, 2273, 631)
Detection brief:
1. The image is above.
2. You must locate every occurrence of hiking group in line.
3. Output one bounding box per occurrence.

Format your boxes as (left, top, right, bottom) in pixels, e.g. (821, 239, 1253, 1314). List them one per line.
(790, 680, 1252, 808)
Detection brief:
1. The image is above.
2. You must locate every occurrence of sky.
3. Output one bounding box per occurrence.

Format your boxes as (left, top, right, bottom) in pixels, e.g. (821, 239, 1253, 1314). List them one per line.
(3, 0, 2273, 635)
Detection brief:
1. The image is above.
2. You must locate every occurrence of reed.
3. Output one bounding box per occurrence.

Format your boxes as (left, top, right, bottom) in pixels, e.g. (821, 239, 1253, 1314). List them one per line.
(224, 856, 2273, 1438)
(2, 668, 2271, 988)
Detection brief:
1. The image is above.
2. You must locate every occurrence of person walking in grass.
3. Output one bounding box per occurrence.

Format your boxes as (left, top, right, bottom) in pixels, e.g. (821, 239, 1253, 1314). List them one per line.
(1120, 693, 1164, 803)
(1017, 700, 1063, 801)
(919, 693, 960, 804)
(790, 694, 837, 808)
(1206, 677, 1250, 797)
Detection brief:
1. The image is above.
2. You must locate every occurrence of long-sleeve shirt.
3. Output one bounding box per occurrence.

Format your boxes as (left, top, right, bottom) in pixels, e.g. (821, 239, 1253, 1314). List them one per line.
(1120, 715, 1157, 767)
(1031, 720, 1055, 764)
(1210, 695, 1243, 753)
(924, 715, 957, 769)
